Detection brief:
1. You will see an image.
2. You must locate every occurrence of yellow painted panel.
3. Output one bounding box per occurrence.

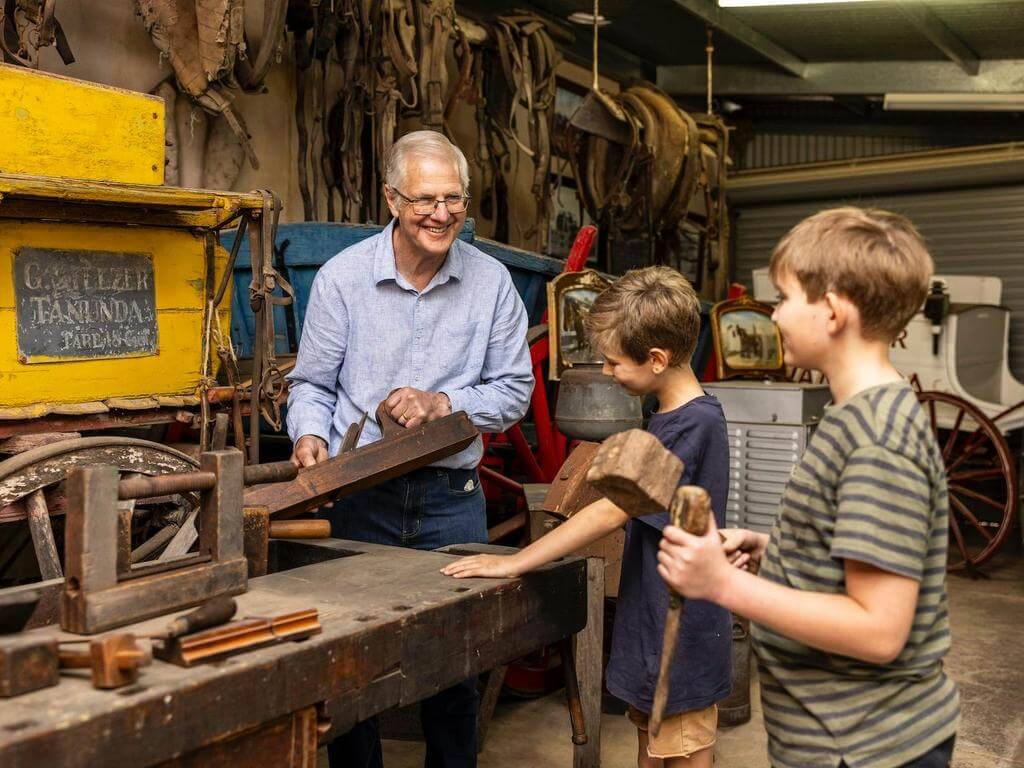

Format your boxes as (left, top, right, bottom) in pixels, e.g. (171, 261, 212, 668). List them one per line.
(0, 65, 164, 185)
(0, 220, 231, 407)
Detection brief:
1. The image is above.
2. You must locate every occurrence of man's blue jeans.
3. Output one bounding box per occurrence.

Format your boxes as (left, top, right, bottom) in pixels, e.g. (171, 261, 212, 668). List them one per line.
(324, 466, 486, 768)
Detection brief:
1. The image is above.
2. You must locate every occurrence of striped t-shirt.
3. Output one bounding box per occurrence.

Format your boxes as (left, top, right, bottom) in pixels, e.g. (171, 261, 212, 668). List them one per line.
(751, 381, 959, 768)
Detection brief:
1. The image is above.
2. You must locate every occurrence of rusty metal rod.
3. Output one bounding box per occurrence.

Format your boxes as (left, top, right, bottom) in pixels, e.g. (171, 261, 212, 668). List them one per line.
(242, 461, 298, 486)
(117, 461, 297, 500)
(118, 472, 216, 500)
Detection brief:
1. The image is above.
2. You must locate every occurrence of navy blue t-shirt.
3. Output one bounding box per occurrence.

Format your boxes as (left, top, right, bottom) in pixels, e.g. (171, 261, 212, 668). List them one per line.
(604, 394, 732, 714)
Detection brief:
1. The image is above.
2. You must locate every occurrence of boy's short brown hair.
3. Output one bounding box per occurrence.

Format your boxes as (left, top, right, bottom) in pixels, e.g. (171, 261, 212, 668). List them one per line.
(584, 266, 701, 365)
(769, 207, 933, 341)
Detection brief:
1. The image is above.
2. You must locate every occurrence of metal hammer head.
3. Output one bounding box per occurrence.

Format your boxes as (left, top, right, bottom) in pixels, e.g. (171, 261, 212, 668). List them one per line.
(586, 430, 684, 517)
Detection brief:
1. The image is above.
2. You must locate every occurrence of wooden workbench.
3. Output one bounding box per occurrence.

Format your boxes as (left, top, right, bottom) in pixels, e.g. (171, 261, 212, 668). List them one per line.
(0, 539, 602, 767)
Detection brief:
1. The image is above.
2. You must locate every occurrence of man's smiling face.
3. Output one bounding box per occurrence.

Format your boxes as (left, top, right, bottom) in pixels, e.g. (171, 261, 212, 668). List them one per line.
(386, 154, 466, 264)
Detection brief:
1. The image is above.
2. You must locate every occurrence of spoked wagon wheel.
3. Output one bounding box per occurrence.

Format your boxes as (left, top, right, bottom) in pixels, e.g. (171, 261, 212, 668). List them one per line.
(915, 391, 1018, 572)
(0, 437, 200, 590)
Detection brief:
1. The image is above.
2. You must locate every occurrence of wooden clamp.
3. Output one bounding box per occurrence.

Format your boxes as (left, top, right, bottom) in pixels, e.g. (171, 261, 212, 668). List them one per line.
(61, 450, 249, 634)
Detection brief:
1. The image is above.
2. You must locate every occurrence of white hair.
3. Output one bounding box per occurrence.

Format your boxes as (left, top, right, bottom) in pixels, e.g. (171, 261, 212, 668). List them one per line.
(384, 130, 470, 194)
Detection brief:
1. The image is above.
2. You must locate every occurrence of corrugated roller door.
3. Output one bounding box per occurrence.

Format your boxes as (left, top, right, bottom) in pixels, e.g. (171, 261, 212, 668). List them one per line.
(733, 185, 1024, 379)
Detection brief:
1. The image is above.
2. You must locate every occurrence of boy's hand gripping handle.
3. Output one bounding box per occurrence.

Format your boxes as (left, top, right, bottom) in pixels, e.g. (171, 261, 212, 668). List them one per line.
(649, 486, 711, 737)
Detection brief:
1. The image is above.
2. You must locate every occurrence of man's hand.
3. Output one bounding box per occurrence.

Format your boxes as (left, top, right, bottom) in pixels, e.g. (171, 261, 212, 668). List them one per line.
(656, 514, 735, 603)
(720, 528, 769, 571)
(291, 435, 328, 468)
(441, 553, 523, 579)
(386, 387, 452, 429)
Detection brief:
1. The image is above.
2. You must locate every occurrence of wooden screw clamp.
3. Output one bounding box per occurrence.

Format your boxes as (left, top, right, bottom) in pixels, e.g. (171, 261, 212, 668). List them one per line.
(61, 450, 252, 635)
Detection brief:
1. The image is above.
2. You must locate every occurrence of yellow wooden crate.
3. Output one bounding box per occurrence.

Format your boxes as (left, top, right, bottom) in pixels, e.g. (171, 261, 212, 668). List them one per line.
(0, 173, 269, 417)
(0, 64, 164, 185)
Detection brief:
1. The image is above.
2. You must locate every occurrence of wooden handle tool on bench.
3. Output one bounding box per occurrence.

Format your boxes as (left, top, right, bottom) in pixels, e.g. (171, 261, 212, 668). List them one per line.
(649, 486, 712, 737)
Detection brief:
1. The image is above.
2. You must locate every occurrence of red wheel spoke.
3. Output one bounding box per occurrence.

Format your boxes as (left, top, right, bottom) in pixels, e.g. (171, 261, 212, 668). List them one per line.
(949, 468, 1004, 483)
(937, 436, 987, 479)
(942, 409, 966, 461)
(949, 494, 994, 543)
(947, 508, 972, 565)
(927, 399, 937, 434)
(949, 483, 1006, 512)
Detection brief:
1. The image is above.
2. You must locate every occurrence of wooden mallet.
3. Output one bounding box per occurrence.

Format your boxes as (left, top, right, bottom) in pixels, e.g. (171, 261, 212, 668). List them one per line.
(586, 430, 717, 736)
(649, 485, 711, 736)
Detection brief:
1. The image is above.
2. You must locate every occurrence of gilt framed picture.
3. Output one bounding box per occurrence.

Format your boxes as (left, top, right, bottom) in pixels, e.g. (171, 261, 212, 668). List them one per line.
(709, 296, 786, 380)
(546, 269, 612, 380)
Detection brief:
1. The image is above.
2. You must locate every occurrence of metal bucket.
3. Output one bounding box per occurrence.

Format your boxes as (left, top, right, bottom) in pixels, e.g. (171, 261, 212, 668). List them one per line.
(719, 618, 752, 727)
(554, 364, 642, 441)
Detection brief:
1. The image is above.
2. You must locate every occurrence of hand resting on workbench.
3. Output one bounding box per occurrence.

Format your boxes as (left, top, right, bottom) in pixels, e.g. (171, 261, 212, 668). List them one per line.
(441, 496, 629, 578)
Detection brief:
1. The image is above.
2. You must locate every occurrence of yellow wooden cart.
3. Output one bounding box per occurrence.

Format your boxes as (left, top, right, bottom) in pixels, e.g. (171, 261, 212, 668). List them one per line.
(0, 65, 288, 589)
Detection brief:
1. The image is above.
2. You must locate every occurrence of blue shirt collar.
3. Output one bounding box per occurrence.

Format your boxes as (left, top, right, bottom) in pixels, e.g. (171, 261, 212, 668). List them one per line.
(374, 219, 464, 292)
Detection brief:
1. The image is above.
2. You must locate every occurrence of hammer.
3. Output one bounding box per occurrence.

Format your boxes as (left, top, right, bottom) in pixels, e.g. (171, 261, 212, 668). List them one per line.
(586, 430, 719, 737)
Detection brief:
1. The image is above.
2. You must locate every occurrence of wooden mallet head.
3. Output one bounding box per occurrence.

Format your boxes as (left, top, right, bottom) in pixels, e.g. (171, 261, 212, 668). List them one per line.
(585, 430, 684, 517)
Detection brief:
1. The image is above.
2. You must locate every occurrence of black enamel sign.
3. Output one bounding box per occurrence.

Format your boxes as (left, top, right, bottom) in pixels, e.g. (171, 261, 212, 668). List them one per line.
(14, 247, 158, 361)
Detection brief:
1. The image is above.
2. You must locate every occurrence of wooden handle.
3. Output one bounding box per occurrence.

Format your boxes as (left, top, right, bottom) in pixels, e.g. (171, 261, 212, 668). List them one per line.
(164, 597, 238, 641)
(269, 519, 331, 539)
(649, 486, 712, 737)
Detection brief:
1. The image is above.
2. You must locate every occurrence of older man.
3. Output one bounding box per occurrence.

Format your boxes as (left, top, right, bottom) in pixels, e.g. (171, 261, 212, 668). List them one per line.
(286, 130, 533, 768)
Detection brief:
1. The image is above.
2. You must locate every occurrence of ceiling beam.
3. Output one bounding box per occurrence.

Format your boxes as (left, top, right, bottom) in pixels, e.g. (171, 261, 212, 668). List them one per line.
(659, 59, 1024, 97)
(665, 0, 806, 78)
(894, 1, 980, 76)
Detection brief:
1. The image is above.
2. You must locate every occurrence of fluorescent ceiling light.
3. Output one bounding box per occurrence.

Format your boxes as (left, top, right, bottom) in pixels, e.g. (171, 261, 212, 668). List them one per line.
(720, 0, 887, 6)
(884, 93, 1024, 111)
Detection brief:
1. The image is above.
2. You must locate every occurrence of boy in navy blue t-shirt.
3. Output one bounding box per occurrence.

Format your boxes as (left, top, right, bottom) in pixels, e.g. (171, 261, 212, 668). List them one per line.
(443, 266, 731, 768)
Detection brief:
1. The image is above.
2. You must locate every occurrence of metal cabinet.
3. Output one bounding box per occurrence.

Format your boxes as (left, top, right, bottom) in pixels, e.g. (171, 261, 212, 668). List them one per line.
(705, 382, 831, 533)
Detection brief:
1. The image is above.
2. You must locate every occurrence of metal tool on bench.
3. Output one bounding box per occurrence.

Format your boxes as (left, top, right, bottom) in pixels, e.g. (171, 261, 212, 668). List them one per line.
(61, 452, 296, 635)
(154, 606, 322, 667)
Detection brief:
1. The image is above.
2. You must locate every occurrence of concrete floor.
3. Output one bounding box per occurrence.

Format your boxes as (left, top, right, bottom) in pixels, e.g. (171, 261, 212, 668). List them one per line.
(374, 550, 1024, 768)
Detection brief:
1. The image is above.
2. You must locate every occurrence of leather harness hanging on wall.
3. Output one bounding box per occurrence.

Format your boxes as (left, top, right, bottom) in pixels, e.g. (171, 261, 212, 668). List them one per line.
(1, 0, 74, 66)
(568, 83, 730, 297)
(135, 0, 287, 171)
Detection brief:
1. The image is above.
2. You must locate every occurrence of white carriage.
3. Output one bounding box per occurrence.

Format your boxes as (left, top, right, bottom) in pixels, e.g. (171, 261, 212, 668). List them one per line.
(752, 270, 1021, 572)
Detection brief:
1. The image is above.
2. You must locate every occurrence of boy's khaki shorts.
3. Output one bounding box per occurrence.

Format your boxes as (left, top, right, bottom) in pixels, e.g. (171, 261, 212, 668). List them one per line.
(628, 703, 717, 759)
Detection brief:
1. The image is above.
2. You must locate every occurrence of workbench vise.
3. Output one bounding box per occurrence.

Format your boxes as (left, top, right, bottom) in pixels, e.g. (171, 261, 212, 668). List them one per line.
(60, 451, 295, 635)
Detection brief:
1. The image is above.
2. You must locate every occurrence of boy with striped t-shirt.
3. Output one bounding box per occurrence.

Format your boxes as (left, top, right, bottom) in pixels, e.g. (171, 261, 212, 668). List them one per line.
(656, 207, 959, 768)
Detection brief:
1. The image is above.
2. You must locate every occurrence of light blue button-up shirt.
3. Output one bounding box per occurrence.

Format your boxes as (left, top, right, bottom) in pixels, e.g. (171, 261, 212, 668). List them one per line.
(286, 220, 534, 469)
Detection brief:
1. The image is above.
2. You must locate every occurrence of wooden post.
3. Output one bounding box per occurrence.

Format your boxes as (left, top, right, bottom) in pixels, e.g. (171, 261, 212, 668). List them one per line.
(574, 557, 604, 768)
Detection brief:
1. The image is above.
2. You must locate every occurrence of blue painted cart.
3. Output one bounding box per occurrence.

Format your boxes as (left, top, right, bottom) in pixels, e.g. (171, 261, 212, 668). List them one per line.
(224, 220, 564, 358)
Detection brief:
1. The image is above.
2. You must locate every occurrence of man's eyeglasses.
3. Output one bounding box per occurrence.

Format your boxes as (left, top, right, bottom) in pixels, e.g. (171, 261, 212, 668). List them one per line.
(389, 187, 470, 216)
